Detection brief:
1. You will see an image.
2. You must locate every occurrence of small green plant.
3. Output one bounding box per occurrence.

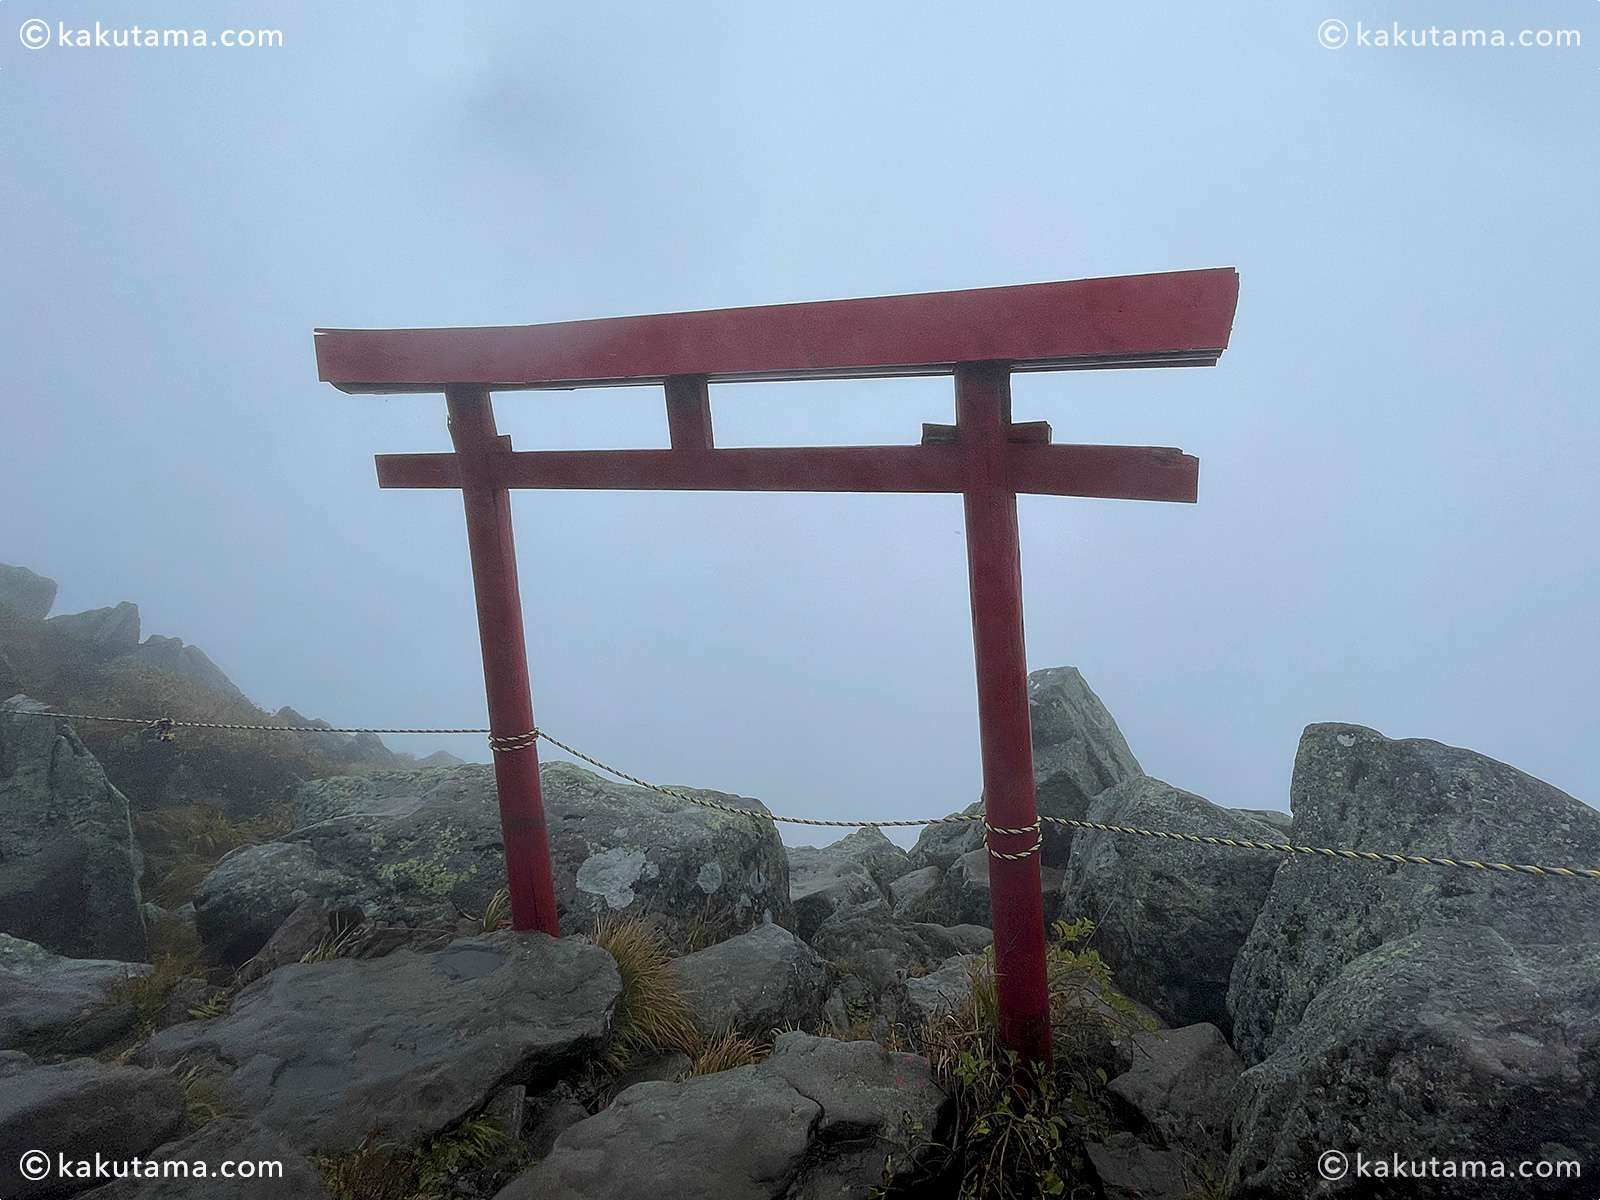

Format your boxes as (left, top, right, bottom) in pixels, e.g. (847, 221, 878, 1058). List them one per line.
(414, 1115, 507, 1193)
(318, 1115, 511, 1200)
(589, 914, 698, 1068)
(918, 919, 1147, 1199)
(478, 888, 513, 933)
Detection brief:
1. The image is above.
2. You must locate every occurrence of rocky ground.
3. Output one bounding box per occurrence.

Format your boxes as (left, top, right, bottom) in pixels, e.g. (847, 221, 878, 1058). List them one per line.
(2, 561, 1597, 1198)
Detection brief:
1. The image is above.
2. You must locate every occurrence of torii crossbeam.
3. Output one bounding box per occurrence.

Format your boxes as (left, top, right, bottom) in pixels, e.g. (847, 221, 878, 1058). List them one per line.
(315, 267, 1240, 1068)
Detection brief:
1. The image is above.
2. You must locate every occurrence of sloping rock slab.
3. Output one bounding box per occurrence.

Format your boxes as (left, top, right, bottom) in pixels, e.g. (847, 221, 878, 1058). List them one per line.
(498, 1033, 949, 1200)
(1085, 1132, 1190, 1200)
(1108, 1023, 1242, 1172)
(673, 924, 834, 1038)
(0, 698, 147, 961)
(199, 761, 792, 965)
(143, 932, 619, 1156)
(0, 1053, 186, 1200)
(78, 1119, 329, 1200)
(1228, 723, 1600, 1065)
(1062, 777, 1281, 1036)
(0, 936, 151, 1054)
(1227, 925, 1600, 1200)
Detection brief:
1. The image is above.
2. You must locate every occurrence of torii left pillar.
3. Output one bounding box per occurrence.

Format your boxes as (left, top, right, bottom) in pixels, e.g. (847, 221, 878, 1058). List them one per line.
(446, 386, 560, 935)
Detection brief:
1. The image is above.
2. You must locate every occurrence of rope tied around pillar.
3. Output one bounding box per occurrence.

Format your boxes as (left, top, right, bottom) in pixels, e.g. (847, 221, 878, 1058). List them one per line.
(984, 819, 1043, 861)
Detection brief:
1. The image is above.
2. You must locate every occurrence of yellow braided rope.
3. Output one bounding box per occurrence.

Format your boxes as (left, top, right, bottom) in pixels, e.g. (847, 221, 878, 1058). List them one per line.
(12, 707, 1599, 878)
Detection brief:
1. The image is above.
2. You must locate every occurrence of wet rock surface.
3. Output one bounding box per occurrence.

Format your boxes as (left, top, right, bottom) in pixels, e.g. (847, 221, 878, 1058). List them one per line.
(673, 923, 834, 1038)
(497, 1033, 950, 1200)
(142, 931, 620, 1156)
(0, 936, 151, 1055)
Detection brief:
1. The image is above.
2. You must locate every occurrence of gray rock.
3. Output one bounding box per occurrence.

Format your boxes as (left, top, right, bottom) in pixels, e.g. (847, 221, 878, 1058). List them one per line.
(1228, 723, 1600, 1066)
(1235, 808, 1292, 836)
(1062, 776, 1282, 1036)
(0, 564, 57, 620)
(672, 923, 834, 1038)
(201, 761, 792, 966)
(1028, 666, 1144, 867)
(142, 931, 620, 1156)
(807, 900, 990, 1038)
(0, 698, 147, 961)
(415, 749, 467, 768)
(905, 803, 985, 874)
(126, 636, 245, 703)
(76, 1119, 330, 1199)
(44, 604, 141, 660)
(499, 1033, 948, 1200)
(944, 847, 1064, 929)
(1084, 1132, 1191, 1200)
(787, 849, 883, 942)
(0, 1053, 186, 1200)
(889, 865, 947, 921)
(1108, 1023, 1242, 1172)
(823, 825, 913, 888)
(907, 665, 1144, 875)
(902, 953, 980, 1026)
(525, 1086, 589, 1160)
(0, 936, 152, 1054)
(1226, 924, 1600, 1200)
(234, 900, 332, 987)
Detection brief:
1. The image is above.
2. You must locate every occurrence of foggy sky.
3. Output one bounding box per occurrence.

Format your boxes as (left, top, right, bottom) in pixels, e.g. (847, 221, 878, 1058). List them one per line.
(4, 2, 1596, 847)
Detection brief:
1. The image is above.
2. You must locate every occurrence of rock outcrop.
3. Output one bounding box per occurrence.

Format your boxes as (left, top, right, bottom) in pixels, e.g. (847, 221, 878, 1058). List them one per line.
(1227, 925, 1600, 1199)
(44, 604, 142, 662)
(0, 565, 57, 621)
(0, 698, 147, 961)
(1228, 723, 1600, 1065)
(672, 924, 834, 1039)
(906, 665, 1145, 879)
(0, 936, 151, 1054)
(1107, 1022, 1243, 1175)
(785, 827, 910, 941)
(143, 931, 619, 1156)
(198, 762, 792, 966)
(1062, 776, 1282, 1035)
(497, 1033, 950, 1199)
(0, 1053, 186, 1200)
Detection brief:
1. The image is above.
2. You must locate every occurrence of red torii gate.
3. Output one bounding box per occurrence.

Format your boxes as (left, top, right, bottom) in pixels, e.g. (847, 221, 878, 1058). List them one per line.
(315, 267, 1239, 1067)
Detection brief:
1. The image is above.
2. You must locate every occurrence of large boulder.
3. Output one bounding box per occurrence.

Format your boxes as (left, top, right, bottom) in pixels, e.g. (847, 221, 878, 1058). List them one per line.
(0, 564, 57, 621)
(0, 698, 147, 961)
(197, 761, 792, 966)
(1228, 724, 1600, 1066)
(1061, 777, 1282, 1036)
(77, 1119, 330, 1200)
(497, 1033, 949, 1200)
(1226, 925, 1600, 1199)
(142, 931, 619, 1156)
(0, 1053, 186, 1200)
(906, 665, 1145, 875)
(44, 604, 141, 661)
(786, 827, 910, 939)
(0, 935, 151, 1054)
(672, 923, 834, 1039)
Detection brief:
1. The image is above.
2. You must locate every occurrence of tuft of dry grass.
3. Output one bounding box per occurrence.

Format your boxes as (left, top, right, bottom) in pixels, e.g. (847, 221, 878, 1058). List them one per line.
(136, 803, 292, 909)
(688, 1030, 766, 1076)
(589, 914, 698, 1069)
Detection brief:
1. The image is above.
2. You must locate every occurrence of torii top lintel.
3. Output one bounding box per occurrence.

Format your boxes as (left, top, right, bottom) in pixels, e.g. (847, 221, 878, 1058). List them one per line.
(315, 268, 1238, 393)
